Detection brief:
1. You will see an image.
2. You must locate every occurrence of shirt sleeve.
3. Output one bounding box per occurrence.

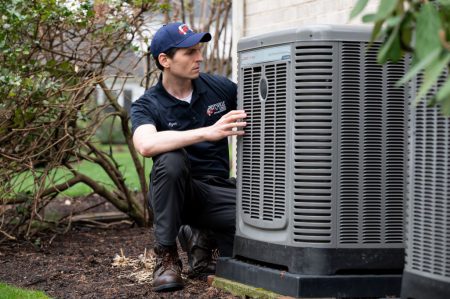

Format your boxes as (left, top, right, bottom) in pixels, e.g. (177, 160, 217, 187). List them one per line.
(130, 94, 158, 134)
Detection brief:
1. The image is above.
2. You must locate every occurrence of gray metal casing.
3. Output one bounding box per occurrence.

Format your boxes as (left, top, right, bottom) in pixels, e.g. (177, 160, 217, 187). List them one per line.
(402, 72, 450, 298)
(236, 25, 408, 257)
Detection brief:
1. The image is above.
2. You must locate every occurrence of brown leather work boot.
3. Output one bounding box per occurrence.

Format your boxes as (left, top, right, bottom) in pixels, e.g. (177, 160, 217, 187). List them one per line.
(152, 244, 183, 292)
(178, 225, 217, 278)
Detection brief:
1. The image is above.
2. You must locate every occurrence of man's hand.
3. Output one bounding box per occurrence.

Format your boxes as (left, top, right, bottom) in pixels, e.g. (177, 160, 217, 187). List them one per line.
(204, 110, 247, 142)
(133, 110, 247, 157)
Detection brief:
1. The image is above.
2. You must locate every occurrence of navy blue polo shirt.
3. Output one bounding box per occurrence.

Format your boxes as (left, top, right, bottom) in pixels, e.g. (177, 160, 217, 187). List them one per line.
(131, 73, 237, 179)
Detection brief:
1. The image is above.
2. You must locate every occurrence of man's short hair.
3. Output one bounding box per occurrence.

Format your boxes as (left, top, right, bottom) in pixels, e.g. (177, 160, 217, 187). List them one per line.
(154, 47, 179, 71)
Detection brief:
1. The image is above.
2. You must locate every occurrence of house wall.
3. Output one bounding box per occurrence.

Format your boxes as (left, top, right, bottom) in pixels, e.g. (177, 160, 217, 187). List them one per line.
(242, 0, 380, 37)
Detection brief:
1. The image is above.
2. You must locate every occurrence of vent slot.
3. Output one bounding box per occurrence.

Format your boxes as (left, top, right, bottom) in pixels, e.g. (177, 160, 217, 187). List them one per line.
(262, 64, 288, 221)
(241, 67, 262, 219)
(384, 60, 406, 244)
(339, 42, 361, 244)
(292, 43, 334, 244)
(362, 43, 384, 244)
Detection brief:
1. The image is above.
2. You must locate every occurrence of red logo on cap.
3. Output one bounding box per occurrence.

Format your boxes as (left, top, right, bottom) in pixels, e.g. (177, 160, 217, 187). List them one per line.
(178, 24, 192, 35)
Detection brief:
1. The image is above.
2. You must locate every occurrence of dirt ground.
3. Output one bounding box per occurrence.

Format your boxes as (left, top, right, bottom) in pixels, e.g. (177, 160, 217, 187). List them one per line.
(0, 197, 238, 299)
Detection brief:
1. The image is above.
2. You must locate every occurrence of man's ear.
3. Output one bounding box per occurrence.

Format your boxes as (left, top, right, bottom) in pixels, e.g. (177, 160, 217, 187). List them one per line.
(158, 53, 170, 69)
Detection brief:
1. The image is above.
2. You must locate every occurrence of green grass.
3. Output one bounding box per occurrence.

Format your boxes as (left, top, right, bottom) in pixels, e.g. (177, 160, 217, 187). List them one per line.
(12, 145, 152, 198)
(0, 282, 50, 299)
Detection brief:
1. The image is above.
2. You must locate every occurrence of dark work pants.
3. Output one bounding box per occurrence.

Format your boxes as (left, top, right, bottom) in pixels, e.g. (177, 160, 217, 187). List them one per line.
(148, 149, 236, 256)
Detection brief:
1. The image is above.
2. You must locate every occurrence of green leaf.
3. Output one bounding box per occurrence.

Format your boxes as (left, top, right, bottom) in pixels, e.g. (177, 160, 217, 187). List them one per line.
(437, 78, 450, 104)
(13, 108, 25, 128)
(439, 93, 450, 116)
(385, 15, 402, 27)
(377, 26, 401, 64)
(362, 13, 376, 23)
(398, 48, 441, 85)
(414, 53, 450, 106)
(373, 0, 398, 22)
(416, 3, 442, 61)
(350, 0, 369, 20)
(59, 61, 72, 72)
(369, 20, 384, 44)
(400, 25, 413, 50)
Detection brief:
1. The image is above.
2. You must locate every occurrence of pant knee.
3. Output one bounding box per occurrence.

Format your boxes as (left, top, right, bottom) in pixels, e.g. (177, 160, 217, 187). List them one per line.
(153, 149, 189, 181)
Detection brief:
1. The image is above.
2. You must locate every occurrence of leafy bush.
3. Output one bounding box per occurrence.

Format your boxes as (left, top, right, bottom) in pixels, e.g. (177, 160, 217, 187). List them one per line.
(0, 0, 233, 241)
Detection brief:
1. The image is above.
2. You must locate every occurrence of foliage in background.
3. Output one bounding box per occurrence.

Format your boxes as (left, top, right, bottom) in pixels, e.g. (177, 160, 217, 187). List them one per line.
(351, 0, 450, 114)
(0, 0, 233, 242)
(0, 0, 156, 240)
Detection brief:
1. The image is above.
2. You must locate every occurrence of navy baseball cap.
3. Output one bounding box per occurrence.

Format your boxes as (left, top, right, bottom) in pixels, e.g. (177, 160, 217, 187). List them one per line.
(150, 22, 211, 59)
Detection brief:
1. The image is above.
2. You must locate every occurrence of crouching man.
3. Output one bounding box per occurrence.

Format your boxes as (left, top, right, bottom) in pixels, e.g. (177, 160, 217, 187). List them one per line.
(130, 22, 246, 292)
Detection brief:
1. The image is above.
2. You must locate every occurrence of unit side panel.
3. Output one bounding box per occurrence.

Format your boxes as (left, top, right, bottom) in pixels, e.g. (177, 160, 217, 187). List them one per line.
(337, 41, 406, 249)
(406, 72, 450, 283)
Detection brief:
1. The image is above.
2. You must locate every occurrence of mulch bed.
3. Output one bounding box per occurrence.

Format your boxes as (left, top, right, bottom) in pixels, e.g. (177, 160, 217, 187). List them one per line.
(0, 202, 238, 298)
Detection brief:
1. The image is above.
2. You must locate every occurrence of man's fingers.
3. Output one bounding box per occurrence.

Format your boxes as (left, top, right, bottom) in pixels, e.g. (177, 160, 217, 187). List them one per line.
(226, 128, 245, 136)
(221, 114, 247, 124)
(228, 130, 245, 136)
(223, 122, 247, 130)
(225, 109, 246, 115)
(222, 110, 246, 120)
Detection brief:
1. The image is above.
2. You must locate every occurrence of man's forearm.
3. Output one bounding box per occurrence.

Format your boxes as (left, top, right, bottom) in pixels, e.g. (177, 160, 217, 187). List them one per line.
(136, 127, 208, 157)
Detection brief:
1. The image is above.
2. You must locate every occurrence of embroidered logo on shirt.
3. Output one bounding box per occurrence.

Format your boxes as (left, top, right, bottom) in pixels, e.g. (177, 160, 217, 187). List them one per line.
(206, 101, 226, 116)
(168, 122, 178, 128)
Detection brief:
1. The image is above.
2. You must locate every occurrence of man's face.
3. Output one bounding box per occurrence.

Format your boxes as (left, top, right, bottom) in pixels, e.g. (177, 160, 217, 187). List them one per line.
(165, 44, 204, 79)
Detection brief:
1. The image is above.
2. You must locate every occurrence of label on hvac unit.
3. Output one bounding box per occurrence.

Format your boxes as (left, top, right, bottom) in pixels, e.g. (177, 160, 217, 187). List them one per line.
(240, 45, 291, 67)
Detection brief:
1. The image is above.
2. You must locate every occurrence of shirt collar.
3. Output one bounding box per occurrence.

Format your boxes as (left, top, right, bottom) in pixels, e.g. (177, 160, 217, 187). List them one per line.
(155, 73, 207, 107)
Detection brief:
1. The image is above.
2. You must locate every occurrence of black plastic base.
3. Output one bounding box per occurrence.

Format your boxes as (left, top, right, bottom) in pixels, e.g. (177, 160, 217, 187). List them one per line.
(401, 270, 450, 299)
(233, 235, 404, 275)
(216, 257, 402, 298)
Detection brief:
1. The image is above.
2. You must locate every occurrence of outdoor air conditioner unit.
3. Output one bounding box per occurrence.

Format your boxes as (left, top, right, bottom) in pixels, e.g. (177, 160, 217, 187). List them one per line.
(216, 25, 408, 298)
(401, 73, 450, 299)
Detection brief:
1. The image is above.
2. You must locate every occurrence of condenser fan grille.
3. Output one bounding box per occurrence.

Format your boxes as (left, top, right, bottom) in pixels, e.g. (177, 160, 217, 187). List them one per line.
(240, 63, 288, 225)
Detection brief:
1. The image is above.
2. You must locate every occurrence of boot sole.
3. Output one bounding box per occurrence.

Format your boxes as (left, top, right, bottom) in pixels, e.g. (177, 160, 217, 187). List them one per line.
(153, 282, 184, 292)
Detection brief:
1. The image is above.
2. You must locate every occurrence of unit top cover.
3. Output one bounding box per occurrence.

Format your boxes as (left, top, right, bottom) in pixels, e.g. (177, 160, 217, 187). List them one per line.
(238, 24, 373, 52)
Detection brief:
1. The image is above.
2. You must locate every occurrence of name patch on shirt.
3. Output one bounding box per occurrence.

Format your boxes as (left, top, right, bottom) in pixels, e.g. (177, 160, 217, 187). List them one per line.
(206, 101, 226, 116)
